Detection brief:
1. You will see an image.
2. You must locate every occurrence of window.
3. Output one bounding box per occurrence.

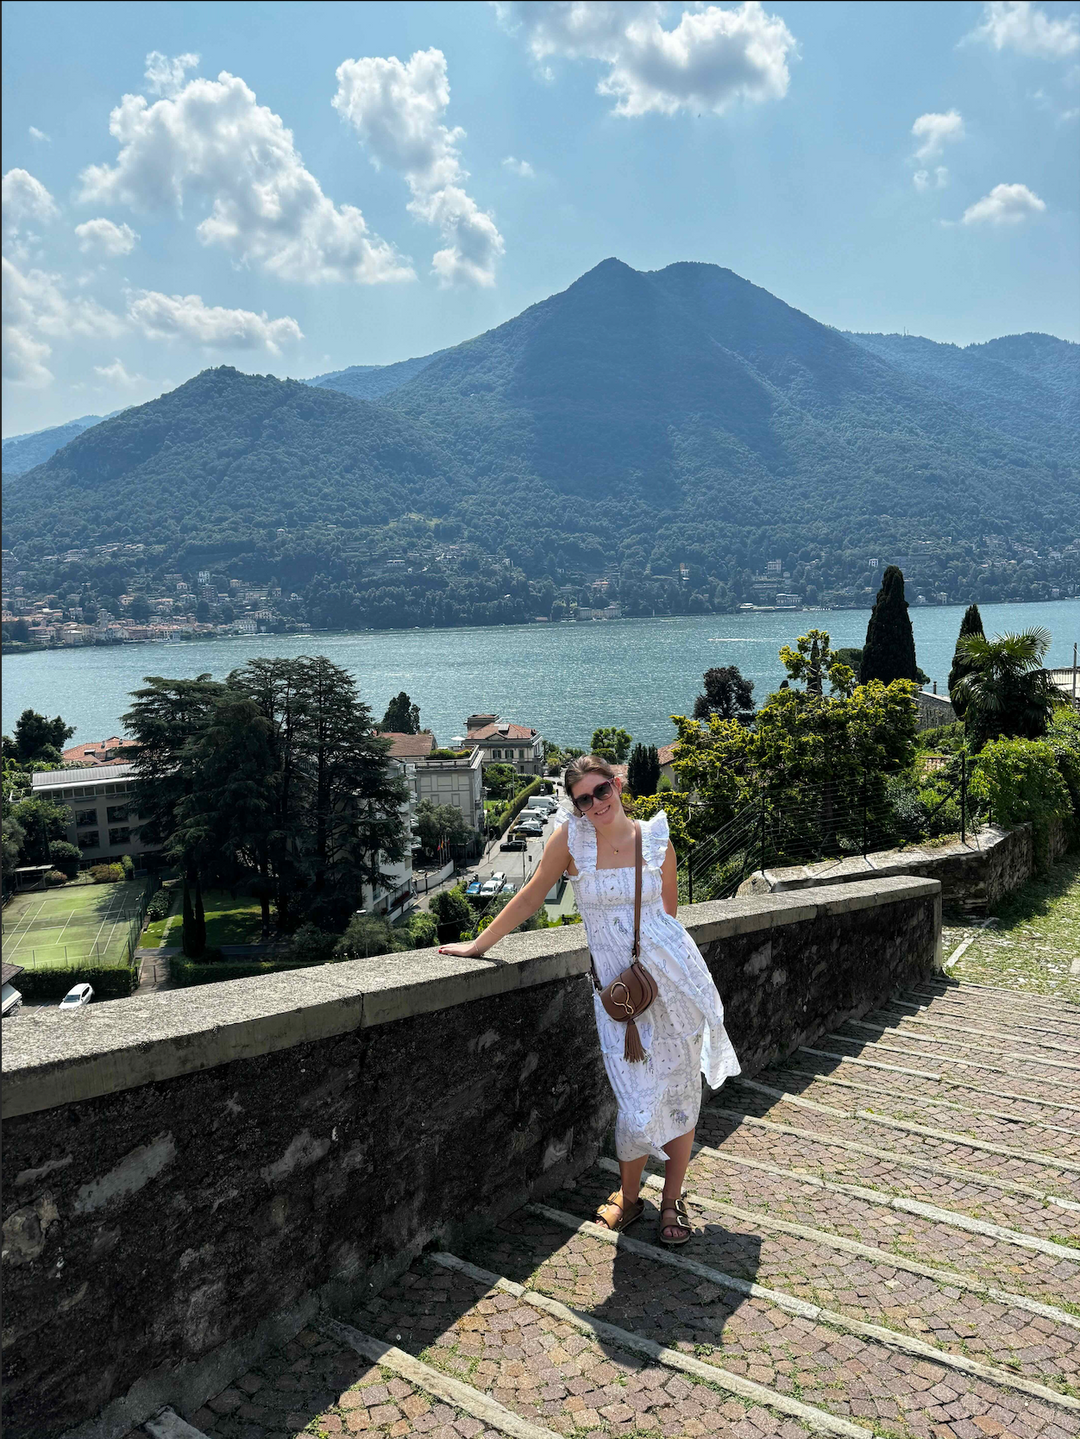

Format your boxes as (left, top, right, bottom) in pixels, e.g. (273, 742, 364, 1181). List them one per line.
(77, 831, 100, 850)
(107, 804, 128, 824)
(75, 808, 98, 827)
(109, 827, 131, 847)
(492, 749, 502, 759)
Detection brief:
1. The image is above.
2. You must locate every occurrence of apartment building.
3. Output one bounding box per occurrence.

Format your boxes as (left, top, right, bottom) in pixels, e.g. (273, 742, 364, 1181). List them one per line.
(30, 763, 161, 866)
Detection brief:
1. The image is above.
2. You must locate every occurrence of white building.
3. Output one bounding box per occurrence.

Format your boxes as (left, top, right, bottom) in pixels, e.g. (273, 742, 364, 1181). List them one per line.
(31, 763, 160, 866)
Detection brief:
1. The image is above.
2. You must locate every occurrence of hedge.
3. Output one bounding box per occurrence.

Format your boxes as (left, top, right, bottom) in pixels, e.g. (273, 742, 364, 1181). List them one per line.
(492, 777, 552, 839)
(15, 963, 139, 1001)
(170, 955, 319, 987)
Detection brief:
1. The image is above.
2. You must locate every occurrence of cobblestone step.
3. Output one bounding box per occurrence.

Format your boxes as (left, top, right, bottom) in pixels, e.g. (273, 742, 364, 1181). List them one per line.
(696, 1109, 1080, 1238)
(903, 981, 1080, 1021)
(831, 1019, 1080, 1079)
(454, 1200, 1078, 1438)
(720, 1083, 1080, 1195)
(814, 1029, 1080, 1097)
(556, 1162, 1080, 1387)
(351, 1245, 863, 1439)
(865, 1004, 1080, 1055)
(762, 1064, 1080, 1152)
(881, 993, 1080, 1042)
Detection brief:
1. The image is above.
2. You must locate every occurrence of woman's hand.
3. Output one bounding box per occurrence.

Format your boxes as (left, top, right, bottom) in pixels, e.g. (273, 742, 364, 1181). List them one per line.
(438, 940, 487, 958)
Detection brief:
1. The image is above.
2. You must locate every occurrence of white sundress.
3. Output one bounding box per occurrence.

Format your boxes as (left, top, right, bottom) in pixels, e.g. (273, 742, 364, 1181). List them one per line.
(554, 807, 741, 1162)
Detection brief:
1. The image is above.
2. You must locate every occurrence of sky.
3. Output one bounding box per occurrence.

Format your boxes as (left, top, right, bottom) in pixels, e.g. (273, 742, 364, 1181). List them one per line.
(3, 0, 1078, 437)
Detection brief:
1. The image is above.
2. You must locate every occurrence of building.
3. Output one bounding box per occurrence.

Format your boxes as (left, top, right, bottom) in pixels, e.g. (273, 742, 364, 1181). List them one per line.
(359, 756, 416, 920)
(915, 690, 957, 731)
(1, 961, 24, 1018)
(30, 763, 161, 867)
(463, 714, 544, 774)
(61, 737, 130, 767)
(379, 733, 485, 836)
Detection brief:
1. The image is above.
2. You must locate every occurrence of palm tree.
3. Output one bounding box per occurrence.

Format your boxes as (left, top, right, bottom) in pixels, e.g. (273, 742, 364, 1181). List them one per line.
(952, 627, 1059, 748)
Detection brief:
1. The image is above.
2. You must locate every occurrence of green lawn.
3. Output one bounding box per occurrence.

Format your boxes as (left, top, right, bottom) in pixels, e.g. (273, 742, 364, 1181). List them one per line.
(943, 850, 1080, 1002)
(202, 889, 265, 947)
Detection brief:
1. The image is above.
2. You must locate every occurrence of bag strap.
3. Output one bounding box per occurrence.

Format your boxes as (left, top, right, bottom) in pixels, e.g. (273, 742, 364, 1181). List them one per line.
(632, 819, 642, 959)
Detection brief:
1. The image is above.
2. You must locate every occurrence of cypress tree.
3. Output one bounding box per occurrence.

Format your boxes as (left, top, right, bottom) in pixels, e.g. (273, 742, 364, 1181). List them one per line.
(859, 566, 920, 686)
(947, 603, 985, 717)
(627, 743, 661, 796)
(182, 875, 196, 957)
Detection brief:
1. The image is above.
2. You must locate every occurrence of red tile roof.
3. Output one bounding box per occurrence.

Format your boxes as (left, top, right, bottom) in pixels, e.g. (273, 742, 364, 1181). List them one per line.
(377, 730, 437, 759)
(61, 737, 131, 766)
(466, 722, 538, 741)
(657, 744, 676, 766)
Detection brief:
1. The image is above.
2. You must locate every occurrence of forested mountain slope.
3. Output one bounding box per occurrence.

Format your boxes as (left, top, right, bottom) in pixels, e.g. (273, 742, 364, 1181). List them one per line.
(2, 413, 113, 477)
(309, 351, 446, 402)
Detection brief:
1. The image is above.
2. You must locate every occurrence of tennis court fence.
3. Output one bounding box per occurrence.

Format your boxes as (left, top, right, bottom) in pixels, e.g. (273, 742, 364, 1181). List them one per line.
(2, 874, 161, 968)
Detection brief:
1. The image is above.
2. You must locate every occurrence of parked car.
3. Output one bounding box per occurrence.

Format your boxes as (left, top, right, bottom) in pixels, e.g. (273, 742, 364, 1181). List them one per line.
(500, 838, 526, 851)
(465, 879, 483, 898)
(59, 983, 93, 1010)
(480, 877, 504, 898)
(514, 821, 543, 837)
(531, 797, 558, 814)
(490, 871, 506, 884)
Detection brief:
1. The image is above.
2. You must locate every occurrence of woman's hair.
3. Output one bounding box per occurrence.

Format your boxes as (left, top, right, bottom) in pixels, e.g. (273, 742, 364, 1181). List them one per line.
(564, 753, 617, 809)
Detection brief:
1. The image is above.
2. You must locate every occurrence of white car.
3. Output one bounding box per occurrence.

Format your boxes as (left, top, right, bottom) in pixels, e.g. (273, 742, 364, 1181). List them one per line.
(480, 877, 504, 898)
(59, 983, 94, 1010)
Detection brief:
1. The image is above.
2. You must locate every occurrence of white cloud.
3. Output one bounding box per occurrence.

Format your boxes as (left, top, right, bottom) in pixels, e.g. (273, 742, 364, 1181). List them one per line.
(333, 48, 504, 287)
(494, 0, 797, 117)
(75, 217, 139, 256)
(911, 110, 964, 160)
(2, 257, 123, 386)
(128, 290, 303, 353)
(2, 168, 60, 233)
(967, 1, 1080, 59)
(961, 181, 1047, 223)
(79, 56, 411, 285)
(913, 166, 950, 191)
(144, 50, 200, 95)
(94, 357, 143, 388)
(29, 126, 51, 142)
(502, 155, 536, 177)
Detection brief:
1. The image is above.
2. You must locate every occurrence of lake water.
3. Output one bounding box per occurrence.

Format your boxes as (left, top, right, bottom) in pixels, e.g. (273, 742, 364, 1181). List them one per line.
(4, 601, 1078, 750)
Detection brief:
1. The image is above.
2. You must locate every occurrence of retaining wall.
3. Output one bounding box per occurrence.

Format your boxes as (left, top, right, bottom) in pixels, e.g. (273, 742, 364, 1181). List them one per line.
(1, 875, 940, 1439)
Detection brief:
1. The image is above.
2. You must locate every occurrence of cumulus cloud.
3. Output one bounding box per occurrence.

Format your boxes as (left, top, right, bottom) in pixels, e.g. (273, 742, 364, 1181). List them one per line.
(967, 1, 1080, 59)
(29, 126, 51, 142)
(334, 48, 504, 287)
(94, 357, 143, 388)
(75, 217, 139, 256)
(144, 50, 200, 95)
(2, 168, 60, 233)
(911, 110, 965, 160)
(128, 289, 303, 352)
(2, 256, 123, 386)
(494, 0, 797, 116)
(502, 155, 536, 178)
(961, 181, 1047, 223)
(913, 166, 950, 191)
(78, 55, 411, 285)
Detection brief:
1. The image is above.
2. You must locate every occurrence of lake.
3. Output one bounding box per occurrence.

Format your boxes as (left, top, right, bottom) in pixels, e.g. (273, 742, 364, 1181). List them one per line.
(4, 600, 1078, 750)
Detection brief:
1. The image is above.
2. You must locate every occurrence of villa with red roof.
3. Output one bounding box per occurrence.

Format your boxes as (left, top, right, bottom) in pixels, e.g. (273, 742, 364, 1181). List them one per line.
(462, 713, 544, 775)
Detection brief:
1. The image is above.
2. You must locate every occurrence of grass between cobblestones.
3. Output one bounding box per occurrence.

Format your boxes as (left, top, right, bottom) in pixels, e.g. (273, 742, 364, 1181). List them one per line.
(943, 849, 1080, 1002)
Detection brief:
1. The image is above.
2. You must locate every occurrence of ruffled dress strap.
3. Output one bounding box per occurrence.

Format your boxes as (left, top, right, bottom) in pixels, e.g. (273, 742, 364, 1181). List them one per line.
(641, 810, 670, 869)
(551, 804, 596, 874)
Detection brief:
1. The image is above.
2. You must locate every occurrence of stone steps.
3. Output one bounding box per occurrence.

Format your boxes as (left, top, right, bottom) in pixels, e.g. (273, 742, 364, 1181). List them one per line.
(819, 1025, 1080, 1092)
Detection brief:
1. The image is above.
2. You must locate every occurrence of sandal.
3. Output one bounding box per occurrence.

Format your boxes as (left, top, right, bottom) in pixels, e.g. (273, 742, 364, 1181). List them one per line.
(594, 1190, 645, 1233)
(658, 1195, 693, 1247)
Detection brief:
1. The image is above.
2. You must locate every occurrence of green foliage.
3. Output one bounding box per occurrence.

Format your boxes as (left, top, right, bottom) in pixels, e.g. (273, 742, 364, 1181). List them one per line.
(947, 604, 985, 716)
(285, 922, 339, 966)
(484, 762, 520, 802)
(45, 868, 68, 886)
(914, 720, 967, 753)
(779, 631, 855, 698)
(971, 737, 1072, 862)
(952, 627, 1058, 750)
(380, 691, 421, 733)
(493, 777, 548, 837)
(4, 709, 74, 765)
(8, 795, 70, 865)
(2, 815, 26, 877)
(627, 743, 661, 797)
(334, 912, 406, 959)
(170, 955, 315, 987)
(90, 863, 124, 883)
(591, 727, 632, 763)
(692, 667, 755, 724)
(429, 885, 474, 935)
(415, 799, 475, 858)
(145, 888, 171, 921)
(407, 910, 438, 948)
(14, 963, 138, 1001)
(120, 854, 135, 879)
(1045, 707, 1080, 825)
(49, 840, 81, 877)
(860, 569, 920, 687)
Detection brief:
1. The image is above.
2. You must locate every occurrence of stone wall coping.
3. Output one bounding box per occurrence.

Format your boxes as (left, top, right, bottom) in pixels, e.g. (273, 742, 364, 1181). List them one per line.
(1, 875, 939, 1119)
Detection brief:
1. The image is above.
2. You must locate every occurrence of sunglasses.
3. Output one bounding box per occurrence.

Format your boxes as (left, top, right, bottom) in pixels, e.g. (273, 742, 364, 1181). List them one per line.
(573, 779, 615, 811)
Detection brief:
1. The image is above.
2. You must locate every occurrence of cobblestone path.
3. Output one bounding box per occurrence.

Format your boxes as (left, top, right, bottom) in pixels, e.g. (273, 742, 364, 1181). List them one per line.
(134, 979, 1080, 1439)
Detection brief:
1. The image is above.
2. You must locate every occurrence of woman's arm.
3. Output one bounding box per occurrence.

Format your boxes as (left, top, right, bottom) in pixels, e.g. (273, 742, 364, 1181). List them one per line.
(438, 823, 571, 958)
(661, 840, 678, 917)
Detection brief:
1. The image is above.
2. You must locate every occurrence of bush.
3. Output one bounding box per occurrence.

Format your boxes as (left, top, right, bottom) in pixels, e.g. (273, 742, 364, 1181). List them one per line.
(493, 777, 548, 839)
(429, 884, 474, 941)
(15, 962, 138, 1001)
(971, 736, 1072, 863)
(90, 863, 124, 883)
(333, 913, 404, 960)
(49, 839, 81, 877)
(121, 854, 135, 879)
(170, 956, 314, 988)
(285, 922, 338, 966)
(145, 888, 172, 921)
(408, 911, 438, 948)
(45, 868, 68, 886)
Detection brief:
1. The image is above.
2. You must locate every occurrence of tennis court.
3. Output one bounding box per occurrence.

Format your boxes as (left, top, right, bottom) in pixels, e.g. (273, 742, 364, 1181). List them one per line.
(1, 880, 150, 968)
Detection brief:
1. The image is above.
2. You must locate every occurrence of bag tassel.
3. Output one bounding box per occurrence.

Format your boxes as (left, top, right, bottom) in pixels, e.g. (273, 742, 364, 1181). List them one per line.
(623, 1018, 647, 1064)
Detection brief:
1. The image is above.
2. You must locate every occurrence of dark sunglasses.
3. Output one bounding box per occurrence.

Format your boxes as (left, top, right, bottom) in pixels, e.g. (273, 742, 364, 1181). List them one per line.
(573, 779, 614, 811)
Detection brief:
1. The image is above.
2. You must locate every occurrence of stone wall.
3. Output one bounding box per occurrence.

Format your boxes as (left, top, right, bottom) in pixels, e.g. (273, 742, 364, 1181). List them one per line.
(1, 876, 939, 1439)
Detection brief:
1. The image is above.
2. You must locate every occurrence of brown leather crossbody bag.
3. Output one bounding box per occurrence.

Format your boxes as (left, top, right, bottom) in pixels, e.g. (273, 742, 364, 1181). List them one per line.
(589, 820, 658, 1063)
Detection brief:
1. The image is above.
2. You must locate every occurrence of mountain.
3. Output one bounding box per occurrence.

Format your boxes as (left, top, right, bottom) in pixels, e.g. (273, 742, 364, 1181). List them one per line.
(2, 413, 116, 477)
(4, 259, 1076, 630)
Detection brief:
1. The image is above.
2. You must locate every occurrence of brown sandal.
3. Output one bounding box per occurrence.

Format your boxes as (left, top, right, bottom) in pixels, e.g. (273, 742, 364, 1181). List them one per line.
(658, 1195, 693, 1246)
(594, 1190, 645, 1233)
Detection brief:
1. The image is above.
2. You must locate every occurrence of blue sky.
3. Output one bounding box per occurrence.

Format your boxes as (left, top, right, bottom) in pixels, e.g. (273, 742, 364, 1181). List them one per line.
(3, 0, 1078, 436)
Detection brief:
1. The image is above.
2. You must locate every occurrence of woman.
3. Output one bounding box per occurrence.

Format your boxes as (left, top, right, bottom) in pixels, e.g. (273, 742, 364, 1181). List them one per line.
(439, 754, 740, 1246)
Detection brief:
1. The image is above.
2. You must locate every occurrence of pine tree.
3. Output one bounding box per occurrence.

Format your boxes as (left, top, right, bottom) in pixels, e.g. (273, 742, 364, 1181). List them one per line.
(859, 567, 920, 686)
(947, 604, 985, 718)
(627, 743, 661, 796)
(193, 876, 207, 956)
(692, 666, 755, 723)
(379, 691, 420, 733)
(182, 876, 196, 957)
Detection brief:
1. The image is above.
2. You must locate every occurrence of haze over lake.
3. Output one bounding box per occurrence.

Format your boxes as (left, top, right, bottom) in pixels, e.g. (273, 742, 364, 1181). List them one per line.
(5, 601, 1077, 752)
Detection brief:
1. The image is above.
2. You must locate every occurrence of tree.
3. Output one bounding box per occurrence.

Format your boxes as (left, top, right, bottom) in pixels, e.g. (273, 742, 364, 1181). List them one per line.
(7, 709, 74, 765)
(484, 762, 520, 801)
(860, 567, 920, 686)
(947, 604, 986, 718)
(779, 631, 855, 698)
(334, 912, 405, 959)
(380, 690, 421, 734)
(627, 743, 661, 796)
(591, 727, 632, 763)
(2, 815, 26, 878)
(128, 596, 152, 622)
(195, 599, 211, 622)
(952, 628, 1059, 749)
(8, 796, 71, 865)
(692, 665, 755, 724)
(415, 800, 474, 859)
(49, 839, 81, 877)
